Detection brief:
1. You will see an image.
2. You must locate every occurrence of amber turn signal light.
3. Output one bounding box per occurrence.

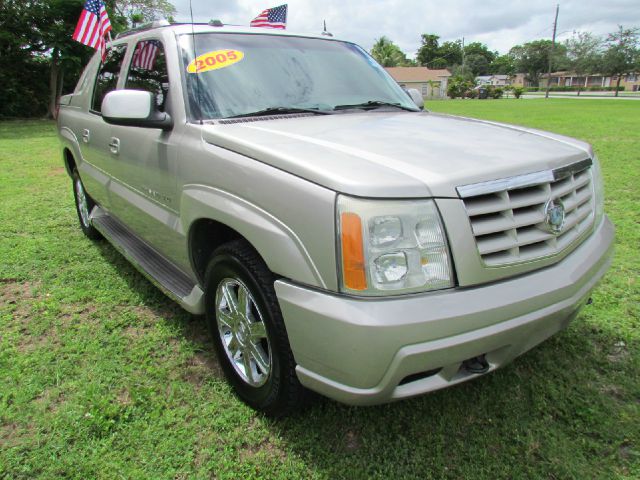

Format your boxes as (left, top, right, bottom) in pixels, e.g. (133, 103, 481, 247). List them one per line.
(340, 212, 367, 290)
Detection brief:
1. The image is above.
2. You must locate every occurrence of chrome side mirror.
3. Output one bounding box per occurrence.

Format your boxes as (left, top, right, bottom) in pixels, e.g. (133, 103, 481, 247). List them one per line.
(407, 88, 424, 109)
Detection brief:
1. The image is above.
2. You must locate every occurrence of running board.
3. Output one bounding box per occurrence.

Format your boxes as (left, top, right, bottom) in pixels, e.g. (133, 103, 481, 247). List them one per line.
(91, 207, 204, 314)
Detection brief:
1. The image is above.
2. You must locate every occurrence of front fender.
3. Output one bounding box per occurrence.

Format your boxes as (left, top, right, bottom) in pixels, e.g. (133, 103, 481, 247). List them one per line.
(181, 184, 328, 289)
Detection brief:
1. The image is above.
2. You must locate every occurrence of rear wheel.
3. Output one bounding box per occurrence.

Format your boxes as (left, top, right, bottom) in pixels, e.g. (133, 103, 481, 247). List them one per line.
(72, 169, 101, 240)
(204, 240, 307, 416)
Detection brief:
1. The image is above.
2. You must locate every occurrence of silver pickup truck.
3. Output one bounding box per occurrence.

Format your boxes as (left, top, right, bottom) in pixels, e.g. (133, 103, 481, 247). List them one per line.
(58, 23, 614, 416)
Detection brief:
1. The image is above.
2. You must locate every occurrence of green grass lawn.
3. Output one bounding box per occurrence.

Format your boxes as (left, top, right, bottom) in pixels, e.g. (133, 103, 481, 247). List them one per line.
(1, 100, 638, 479)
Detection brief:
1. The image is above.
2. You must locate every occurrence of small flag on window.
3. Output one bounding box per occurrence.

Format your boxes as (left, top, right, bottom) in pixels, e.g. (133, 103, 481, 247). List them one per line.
(250, 4, 287, 29)
(72, 0, 112, 60)
(132, 40, 160, 71)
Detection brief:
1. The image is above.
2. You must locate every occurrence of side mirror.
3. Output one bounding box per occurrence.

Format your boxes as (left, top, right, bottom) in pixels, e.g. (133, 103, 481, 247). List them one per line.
(407, 88, 424, 109)
(102, 90, 173, 131)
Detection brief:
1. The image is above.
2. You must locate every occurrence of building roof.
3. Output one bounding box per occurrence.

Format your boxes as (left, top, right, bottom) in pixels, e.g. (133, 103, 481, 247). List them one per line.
(385, 67, 451, 82)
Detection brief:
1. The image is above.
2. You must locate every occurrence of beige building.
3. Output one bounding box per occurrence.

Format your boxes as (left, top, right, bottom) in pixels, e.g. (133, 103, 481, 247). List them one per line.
(541, 71, 640, 91)
(510, 73, 529, 87)
(475, 75, 510, 86)
(385, 67, 451, 98)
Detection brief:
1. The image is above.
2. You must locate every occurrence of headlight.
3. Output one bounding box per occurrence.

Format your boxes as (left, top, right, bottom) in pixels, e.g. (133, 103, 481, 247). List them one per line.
(591, 155, 605, 227)
(337, 195, 454, 296)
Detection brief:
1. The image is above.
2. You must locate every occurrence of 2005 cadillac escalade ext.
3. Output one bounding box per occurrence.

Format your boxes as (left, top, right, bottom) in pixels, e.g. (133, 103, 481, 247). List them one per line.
(57, 22, 614, 416)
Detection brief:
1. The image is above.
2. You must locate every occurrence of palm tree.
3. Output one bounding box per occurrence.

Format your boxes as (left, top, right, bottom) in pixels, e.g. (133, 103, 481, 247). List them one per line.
(371, 37, 409, 67)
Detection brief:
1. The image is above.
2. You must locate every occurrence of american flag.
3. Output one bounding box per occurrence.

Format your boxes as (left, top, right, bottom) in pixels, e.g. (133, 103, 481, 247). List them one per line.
(72, 0, 112, 60)
(132, 40, 160, 70)
(250, 4, 287, 29)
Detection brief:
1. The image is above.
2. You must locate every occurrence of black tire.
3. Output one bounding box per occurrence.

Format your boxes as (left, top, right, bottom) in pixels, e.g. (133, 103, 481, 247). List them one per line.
(204, 239, 308, 417)
(72, 169, 101, 240)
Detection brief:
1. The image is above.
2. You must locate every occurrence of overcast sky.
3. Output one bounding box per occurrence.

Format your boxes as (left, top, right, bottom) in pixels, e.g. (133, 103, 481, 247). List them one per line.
(170, 0, 640, 56)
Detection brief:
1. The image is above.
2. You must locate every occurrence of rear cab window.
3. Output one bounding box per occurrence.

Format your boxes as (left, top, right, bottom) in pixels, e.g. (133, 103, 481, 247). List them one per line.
(91, 45, 128, 113)
(125, 39, 170, 113)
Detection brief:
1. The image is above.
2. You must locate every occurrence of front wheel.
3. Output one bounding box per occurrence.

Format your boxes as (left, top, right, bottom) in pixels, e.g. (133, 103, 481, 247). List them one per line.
(72, 169, 101, 240)
(204, 240, 308, 416)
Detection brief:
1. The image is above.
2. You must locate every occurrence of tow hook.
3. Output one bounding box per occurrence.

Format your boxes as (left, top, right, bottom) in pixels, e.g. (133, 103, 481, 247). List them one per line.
(462, 355, 490, 374)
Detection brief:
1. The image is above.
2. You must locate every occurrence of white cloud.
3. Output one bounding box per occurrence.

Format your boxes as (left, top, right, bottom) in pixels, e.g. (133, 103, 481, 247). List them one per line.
(170, 0, 640, 55)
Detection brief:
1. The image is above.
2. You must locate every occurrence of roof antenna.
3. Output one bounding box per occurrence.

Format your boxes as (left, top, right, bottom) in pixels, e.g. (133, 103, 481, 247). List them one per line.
(321, 20, 333, 37)
(189, 0, 203, 124)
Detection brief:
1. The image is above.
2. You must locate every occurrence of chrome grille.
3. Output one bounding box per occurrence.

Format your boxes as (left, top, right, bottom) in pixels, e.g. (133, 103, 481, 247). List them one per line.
(457, 159, 595, 266)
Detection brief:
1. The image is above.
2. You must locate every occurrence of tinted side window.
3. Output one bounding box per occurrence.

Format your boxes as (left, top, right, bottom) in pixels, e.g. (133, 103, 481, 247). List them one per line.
(92, 45, 127, 112)
(126, 40, 169, 112)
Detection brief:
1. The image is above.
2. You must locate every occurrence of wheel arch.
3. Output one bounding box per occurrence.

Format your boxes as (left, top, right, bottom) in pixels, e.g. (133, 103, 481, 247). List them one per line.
(63, 148, 76, 177)
(182, 185, 327, 289)
(59, 126, 82, 178)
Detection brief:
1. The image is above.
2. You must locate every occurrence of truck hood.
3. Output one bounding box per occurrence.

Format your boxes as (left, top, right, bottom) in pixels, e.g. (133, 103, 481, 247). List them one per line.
(201, 111, 592, 198)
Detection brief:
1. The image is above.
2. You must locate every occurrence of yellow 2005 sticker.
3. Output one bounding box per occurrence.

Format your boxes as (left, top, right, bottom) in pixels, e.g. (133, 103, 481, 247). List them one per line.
(187, 50, 244, 73)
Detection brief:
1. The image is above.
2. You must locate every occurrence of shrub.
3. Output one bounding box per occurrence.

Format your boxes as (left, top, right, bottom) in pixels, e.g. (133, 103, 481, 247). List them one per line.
(492, 87, 504, 99)
(447, 76, 474, 99)
(513, 86, 525, 98)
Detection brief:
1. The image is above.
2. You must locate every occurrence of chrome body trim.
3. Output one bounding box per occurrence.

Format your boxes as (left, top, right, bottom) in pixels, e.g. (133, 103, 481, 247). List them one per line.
(457, 158, 593, 198)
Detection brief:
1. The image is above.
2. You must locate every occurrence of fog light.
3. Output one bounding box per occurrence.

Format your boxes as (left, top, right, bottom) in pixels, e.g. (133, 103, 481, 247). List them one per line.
(373, 252, 408, 283)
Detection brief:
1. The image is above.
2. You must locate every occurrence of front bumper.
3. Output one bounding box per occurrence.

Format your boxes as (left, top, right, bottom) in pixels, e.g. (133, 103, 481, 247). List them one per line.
(274, 217, 614, 405)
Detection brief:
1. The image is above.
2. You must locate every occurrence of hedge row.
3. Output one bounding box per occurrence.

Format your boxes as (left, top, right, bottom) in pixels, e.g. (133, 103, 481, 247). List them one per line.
(524, 86, 626, 92)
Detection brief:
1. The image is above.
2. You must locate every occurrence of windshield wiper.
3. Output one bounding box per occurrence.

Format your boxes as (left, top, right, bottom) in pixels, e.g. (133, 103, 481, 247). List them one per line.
(227, 107, 331, 119)
(332, 100, 418, 112)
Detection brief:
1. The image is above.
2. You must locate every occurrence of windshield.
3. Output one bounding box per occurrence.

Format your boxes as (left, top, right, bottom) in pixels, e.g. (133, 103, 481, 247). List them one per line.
(178, 33, 417, 119)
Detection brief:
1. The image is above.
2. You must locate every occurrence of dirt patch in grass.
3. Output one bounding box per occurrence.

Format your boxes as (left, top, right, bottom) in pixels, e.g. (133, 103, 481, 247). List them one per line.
(117, 388, 132, 406)
(239, 436, 288, 462)
(1, 280, 37, 314)
(600, 384, 626, 401)
(48, 166, 65, 176)
(344, 429, 361, 452)
(1, 281, 48, 353)
(0, 423, 20, 447)
(33, 388, 66, 414)
(2, 282, 102, 353)
(0, 421, 36, 449)
(183, 351, 223, 386)
(607, 341, 630, 362)
(58, 304, 97, 322)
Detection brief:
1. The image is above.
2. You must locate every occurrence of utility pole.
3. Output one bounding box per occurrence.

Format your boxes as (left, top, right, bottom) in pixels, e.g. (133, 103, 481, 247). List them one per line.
(461, 36, 465, 74)
(545, 4, 560, 99)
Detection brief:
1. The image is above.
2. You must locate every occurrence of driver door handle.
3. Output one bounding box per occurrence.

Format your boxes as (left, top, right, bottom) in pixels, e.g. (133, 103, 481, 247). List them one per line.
(109, 137, 120, 155)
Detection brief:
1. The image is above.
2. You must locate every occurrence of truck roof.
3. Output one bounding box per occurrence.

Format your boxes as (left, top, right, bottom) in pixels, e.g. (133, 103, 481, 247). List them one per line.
(117, 22, 342, 43)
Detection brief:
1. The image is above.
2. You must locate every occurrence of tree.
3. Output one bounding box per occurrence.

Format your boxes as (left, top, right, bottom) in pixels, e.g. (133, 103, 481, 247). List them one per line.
(371, 36, 412, 67)
(465, 54, 490, 76)
(489, 54, 516, 75)
(601, 26, 639, 97)
(437, 40, 463, 67)
(510, 40, 568, 86)
(0, 1, 48, 117)
(565, 32, 602, 95)
(416, 34, 440, 66)
(0, 0, 176, 119)
(462, 42, 497, 76)
(113, 0, 176, 25)
(426, 79, 440, 98)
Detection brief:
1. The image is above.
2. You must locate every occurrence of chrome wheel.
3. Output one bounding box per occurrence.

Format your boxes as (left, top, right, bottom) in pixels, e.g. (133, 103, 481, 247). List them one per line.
(215, 278, 271, 387)
(74, 177, 91, 227)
